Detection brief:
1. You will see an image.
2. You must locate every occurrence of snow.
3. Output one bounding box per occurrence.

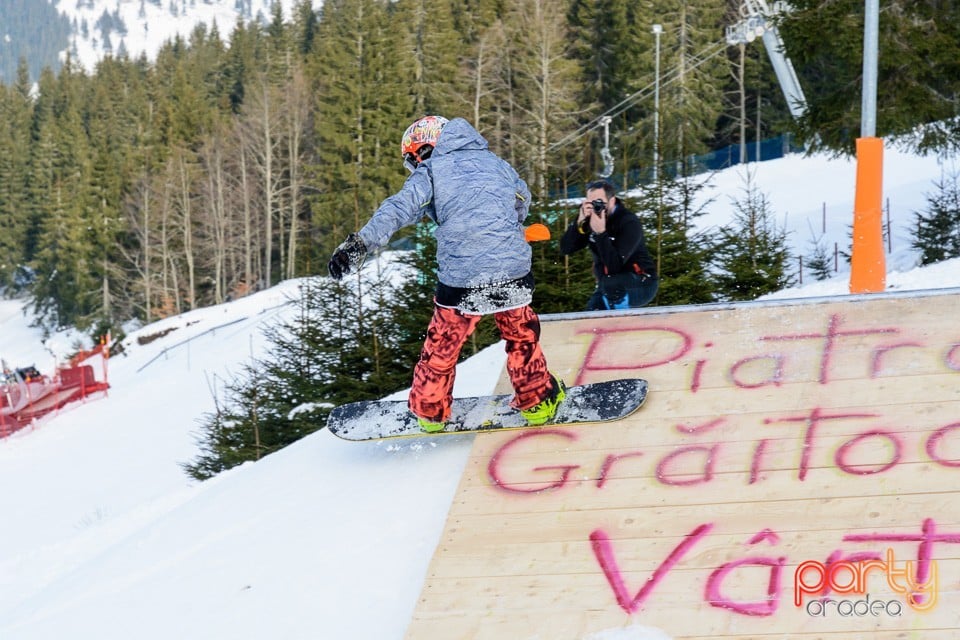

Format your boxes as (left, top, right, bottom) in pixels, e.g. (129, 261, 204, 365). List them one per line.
(584, 626, 675, 640)
(690, 144, 955, 276)
(52, 0, 302, 74)
(0, 145, 958, 639)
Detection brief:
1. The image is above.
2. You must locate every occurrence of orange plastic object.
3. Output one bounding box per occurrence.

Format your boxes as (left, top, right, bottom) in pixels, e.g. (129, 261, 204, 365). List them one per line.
(524, 223, 551, 242)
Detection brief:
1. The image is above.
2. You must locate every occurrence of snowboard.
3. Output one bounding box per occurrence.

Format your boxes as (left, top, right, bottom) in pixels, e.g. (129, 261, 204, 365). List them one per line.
(326, 378, 647, 442)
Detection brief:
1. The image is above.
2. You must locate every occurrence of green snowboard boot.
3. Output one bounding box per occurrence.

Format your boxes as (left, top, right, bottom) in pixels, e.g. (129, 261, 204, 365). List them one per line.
(520, 375, 567, 426)
(417, 416, 446, 433)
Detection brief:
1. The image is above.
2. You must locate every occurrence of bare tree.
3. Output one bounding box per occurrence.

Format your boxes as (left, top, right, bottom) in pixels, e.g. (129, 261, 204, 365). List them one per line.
(503, 0, 580, 197)
(238, 74, 285, 289)
(463, 21, 507, 132)
(125, 155, 190, 320)
(198, 132, 231, 303)
(173, 149, 199, 309)
(122, 176, 156, 321)
(282, 67, 311, 279)
(159, 172, 183, 316)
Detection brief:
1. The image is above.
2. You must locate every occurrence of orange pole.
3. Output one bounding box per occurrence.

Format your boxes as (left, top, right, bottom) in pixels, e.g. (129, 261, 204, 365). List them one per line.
(849, 136, 885, 293)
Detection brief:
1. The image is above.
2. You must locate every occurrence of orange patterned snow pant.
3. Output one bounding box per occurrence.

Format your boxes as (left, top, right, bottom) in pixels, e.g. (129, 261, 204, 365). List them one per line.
(408, 303, 553, 423)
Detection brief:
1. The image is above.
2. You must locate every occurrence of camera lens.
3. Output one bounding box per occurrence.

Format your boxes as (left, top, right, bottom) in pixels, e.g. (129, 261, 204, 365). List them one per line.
(591, 199, 606, 213)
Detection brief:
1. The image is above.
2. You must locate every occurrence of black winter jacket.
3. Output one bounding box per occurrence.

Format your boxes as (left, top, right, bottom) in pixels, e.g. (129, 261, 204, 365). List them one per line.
(559, 201, 657, 280)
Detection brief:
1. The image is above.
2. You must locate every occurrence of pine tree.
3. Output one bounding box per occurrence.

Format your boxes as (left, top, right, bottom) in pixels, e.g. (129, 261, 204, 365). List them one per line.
(912, 169, 960, 265)
(221, 18, 262, 113)
(527, 202, 596, 314)
(568, 0, 637, 112)
(183, 271, 415, 480)
(633, 174, 718, 305)
(28, 60, 104, 329)
(779, 0, 960, 155)
(0, 59, 34, 289)
(152, 34, 221, 148)
(566, 0, 636, 179)
(713, 172, 794, 300)
(392, 0, 463, 118)
(182, 361, 288, 480)
(450, 0, 501, 43)
(307, 0, 411, 259)
(85, 57, 144, 327)
(806, 235, 833, 282)
(291, 1, 320, 57)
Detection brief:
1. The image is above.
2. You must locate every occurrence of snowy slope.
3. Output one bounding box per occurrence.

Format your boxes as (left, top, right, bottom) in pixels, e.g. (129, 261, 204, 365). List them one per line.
(0, 147, 958, 639)
(54, 0, 301, 73)
(689, 145, 954, 275)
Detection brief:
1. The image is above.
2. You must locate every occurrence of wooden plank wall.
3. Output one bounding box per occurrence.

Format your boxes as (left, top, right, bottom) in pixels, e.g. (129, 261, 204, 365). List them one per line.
(405, 291, 960, 639)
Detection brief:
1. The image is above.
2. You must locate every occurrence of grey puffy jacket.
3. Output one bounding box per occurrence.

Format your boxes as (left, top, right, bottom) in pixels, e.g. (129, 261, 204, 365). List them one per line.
(357, 118, 532, 289)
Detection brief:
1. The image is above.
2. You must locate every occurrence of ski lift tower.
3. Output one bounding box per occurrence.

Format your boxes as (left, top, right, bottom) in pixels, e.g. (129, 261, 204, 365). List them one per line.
(725, 0, 806, 119)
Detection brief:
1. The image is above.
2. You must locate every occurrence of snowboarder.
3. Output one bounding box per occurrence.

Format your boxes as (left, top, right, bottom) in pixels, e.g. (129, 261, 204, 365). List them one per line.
(327, 115, 565, 433)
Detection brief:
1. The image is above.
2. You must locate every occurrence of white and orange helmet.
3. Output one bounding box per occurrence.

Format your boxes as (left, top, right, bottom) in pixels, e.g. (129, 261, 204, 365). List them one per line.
(401, 115, 448, 172)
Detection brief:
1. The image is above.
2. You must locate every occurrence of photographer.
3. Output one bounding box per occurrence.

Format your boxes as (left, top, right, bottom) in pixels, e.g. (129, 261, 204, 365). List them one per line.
(560, 179, 658, 310)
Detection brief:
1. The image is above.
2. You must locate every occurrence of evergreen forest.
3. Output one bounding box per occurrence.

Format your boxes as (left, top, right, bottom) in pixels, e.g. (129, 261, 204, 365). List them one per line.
(2, 0, 958, 335)
(0, 0, 72, 84)
(0, 0, 955, 475)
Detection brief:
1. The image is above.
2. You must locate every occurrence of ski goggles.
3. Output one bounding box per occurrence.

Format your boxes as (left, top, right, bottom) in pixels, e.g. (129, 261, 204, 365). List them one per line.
(403, 152, 420, 174)
(402, 145, 435, 174)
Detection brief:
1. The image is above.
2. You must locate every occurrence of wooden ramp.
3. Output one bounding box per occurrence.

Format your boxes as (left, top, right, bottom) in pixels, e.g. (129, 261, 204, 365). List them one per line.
(405, 289, 960, 639)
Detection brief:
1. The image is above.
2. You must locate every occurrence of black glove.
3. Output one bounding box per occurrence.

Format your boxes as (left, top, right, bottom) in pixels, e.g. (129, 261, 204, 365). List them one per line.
(328, 233, 368, 280)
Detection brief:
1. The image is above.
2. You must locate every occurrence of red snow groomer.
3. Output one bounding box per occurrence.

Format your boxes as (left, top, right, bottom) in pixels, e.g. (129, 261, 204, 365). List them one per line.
(0, 340, 110, 438)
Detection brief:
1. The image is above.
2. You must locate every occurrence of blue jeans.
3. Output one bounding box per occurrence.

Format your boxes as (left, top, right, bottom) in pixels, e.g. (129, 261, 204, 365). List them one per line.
(586, 272, 659, 311)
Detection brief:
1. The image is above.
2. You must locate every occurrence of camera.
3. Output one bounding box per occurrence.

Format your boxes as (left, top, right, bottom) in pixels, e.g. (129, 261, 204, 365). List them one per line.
(590, 199, 606, 214)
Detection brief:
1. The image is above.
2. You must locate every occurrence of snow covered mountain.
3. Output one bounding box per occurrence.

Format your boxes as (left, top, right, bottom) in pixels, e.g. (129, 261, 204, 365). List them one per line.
(55, 0, 301, 72)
